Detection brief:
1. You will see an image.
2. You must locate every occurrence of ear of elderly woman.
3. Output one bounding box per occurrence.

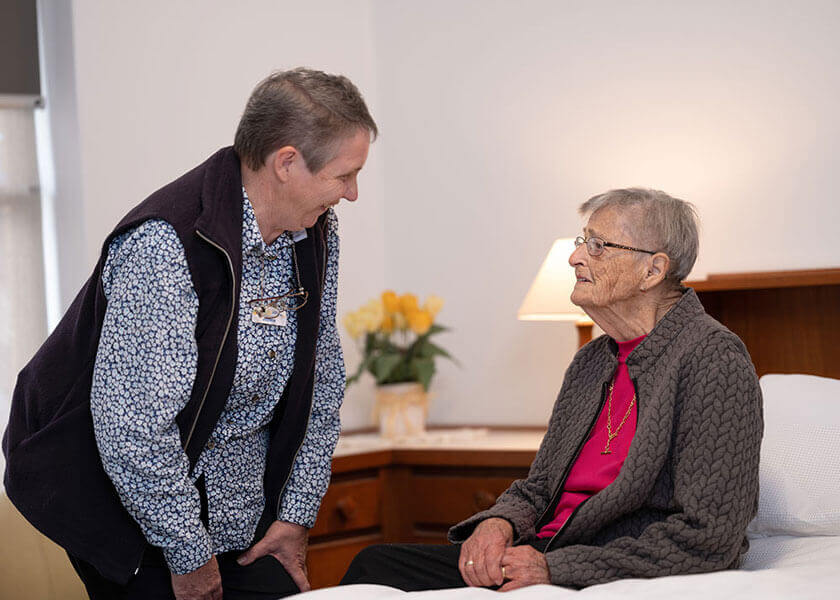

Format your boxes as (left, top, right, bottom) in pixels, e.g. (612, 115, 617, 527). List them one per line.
(341, 188, 761, 592)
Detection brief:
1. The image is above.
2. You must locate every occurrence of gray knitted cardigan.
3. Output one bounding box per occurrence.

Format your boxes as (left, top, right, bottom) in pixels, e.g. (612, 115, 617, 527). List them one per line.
(449, 289, 763, 588)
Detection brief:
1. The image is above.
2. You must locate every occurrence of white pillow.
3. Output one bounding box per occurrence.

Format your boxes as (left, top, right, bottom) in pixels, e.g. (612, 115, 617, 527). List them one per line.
(747, 374, 840, 537)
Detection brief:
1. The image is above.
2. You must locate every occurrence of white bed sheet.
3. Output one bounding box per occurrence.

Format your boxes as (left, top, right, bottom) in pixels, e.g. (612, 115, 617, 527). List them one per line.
(300, 535, 840, 599)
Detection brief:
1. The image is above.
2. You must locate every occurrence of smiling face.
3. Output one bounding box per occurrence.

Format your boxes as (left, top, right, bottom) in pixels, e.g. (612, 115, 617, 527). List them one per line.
(285, 128, 371, 229)
(568, 206, 650, 310)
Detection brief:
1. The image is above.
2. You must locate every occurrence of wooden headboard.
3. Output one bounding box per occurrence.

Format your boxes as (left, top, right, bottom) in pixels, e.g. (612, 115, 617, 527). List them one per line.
(684, 269, 840, 379)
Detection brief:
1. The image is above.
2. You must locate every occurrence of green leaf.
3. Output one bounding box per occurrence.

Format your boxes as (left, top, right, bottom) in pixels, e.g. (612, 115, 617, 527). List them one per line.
(412, 357, 435, 391)
(426, 342, 453, 359)
(363, 332, 376, 354)
(346, 353, 375, 387)
(373, 353, 403, 383)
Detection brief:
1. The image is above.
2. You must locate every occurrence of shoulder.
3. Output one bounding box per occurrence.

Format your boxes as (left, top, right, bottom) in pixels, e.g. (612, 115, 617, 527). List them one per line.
(678, 320, 760, 413)
(107, 219, 183, 267)
(103, 219, 190, 293)
(681, 314, 753, 371)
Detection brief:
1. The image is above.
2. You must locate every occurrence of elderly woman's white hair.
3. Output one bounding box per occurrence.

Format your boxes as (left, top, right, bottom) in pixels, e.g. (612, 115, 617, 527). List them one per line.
(579, 188, 700, 286)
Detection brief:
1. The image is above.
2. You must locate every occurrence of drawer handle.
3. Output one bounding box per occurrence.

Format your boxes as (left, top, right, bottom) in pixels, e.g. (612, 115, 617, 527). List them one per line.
(336, 496, 358, 521)
(473, 490, 497, 511)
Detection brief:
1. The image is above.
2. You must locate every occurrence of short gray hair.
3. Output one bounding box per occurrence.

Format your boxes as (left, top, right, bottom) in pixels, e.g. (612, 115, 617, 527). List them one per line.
(579, 188, 700, 285)
(234, 67, 378, 173)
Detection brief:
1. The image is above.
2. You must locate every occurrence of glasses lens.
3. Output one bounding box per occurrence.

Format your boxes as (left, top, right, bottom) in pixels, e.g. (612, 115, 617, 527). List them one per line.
(587, 237, 605, 256)
(574, 236, 585, 248)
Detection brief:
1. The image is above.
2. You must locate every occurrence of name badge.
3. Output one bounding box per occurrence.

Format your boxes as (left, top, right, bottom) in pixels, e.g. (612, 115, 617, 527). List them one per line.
(251, 305, 287, 327)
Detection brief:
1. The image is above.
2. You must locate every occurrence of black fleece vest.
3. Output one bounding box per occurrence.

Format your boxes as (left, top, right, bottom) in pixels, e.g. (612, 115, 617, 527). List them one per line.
(2, 147, 327, 583)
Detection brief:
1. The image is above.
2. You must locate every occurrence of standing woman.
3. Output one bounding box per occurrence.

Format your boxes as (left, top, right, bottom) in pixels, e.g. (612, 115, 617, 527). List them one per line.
(342, 188, 762, 591)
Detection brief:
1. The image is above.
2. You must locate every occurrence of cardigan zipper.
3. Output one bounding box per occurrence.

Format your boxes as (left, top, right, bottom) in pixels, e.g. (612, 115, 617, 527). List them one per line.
(543, 376, 642, 554)
(535, 382, 609, 538)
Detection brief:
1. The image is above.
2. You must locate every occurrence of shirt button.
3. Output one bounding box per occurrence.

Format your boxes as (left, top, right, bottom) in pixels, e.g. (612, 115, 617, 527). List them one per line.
(252, 394, 260, 402)
(268, 350, 276, 359)
(206, 440, 215, 449)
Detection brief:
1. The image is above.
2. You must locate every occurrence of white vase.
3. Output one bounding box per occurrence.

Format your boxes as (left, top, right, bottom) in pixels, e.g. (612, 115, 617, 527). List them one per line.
(374, 382, 429, 439)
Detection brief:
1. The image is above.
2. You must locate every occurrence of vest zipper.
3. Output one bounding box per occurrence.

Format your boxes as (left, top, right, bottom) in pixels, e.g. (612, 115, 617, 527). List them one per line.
(133, 230, 236, 577)
(542, 376, 642, 554)
(184, 230, 237, 452)
(274, 229, 327, 519)
(275, 231, 324, 516)
(275, 386, 317, 517)
(537, 381, 609, 553)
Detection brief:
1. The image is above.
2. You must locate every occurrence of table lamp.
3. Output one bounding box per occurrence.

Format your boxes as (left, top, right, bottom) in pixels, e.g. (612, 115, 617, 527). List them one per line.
(517, 238, 594, 348)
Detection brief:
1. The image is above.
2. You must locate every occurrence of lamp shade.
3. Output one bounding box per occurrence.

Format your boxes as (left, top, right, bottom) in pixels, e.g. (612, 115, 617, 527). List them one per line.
(517, 238, 590, 322)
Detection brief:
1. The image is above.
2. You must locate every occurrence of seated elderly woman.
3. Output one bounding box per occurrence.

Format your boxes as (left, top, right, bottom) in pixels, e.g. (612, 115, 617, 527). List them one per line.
(340, 188, 763, 591)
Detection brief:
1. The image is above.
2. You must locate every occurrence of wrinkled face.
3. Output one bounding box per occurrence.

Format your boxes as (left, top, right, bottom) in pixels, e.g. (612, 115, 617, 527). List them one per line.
(568, 207, 649, 310)
(286, 129, 370, 229)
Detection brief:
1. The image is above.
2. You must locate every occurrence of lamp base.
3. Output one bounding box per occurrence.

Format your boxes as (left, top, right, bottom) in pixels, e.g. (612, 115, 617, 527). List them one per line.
(576, 321, 593, 348)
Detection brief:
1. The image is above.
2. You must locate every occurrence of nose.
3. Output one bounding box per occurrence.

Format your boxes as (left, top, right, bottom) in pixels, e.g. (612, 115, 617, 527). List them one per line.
(343, 177, 359, 202)
(569, 241, 587, 267)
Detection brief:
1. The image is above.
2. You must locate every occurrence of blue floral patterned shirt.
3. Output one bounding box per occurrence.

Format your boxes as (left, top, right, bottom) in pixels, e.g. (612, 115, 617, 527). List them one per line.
(90, 190, 344, 574)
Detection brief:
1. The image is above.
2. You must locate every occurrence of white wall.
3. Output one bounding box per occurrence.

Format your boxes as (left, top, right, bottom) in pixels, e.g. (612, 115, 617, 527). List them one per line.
(43, 0, 840, 430)
(66, 0, 386, 429)
(370, 0, 840, 426)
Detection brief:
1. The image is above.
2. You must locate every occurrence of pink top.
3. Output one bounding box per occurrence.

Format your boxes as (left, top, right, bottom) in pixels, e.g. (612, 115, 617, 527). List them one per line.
(536, 334, 645, 539)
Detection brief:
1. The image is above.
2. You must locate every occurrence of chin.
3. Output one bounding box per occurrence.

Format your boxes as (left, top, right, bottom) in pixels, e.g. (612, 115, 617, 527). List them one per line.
(570, 289, 587, 307)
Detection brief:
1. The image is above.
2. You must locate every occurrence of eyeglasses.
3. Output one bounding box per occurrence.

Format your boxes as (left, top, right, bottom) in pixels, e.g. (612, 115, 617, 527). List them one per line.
(574, 236, 656, 257)
(248, 288, 309, 319)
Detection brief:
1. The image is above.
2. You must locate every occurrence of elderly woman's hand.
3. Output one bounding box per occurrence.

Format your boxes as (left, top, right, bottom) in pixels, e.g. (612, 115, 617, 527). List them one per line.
(499, 545, 550, 591)
(458, 518, 513, 587)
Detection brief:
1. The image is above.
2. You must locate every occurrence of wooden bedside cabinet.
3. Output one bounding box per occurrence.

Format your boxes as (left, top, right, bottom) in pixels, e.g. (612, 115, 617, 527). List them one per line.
(305, 434, 541, 589)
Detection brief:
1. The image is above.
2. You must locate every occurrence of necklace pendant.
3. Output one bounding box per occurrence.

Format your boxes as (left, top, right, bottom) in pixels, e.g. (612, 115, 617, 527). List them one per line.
(601, 449, 612, 455)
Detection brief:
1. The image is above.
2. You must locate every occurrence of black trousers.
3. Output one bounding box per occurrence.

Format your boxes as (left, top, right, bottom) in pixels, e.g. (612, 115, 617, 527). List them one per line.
(68, 484, 298, 600)
(340, 539, 550, 592)
(68, 546, 299, 600)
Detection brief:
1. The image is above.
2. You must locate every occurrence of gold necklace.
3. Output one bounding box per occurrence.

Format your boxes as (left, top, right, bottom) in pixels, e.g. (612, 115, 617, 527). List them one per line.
(601, 381, 635, 455)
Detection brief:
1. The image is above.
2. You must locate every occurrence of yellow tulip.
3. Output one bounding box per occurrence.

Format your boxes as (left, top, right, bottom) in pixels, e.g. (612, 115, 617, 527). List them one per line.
(423, 295, 444, 319)
(360, 310, 378, 333)
(399, 293, 418, 315)
(407, 309, 433, 335)
(342, 312, 364, 339)
(365, 299, 385, 321)
(355, 298, 384, 332)
(381, 314, 394, 334)
(381, 290, 400, 314)
(393, 312, 408, 331)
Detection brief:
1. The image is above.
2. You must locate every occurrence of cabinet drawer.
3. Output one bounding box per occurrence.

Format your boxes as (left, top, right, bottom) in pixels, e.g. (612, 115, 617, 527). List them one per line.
(310, 477, 382, 537)
(308, 533, 383, 589)
(409, 475, 516, 526)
